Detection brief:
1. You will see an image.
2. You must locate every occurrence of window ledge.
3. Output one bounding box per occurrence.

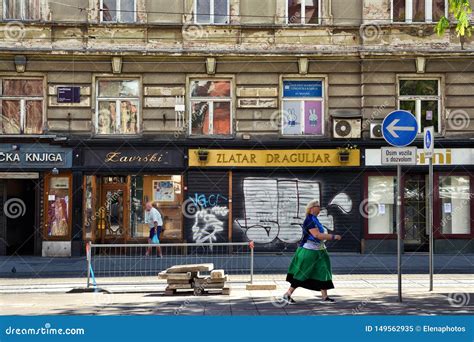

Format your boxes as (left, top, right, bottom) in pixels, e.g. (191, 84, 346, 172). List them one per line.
(390, 22, 439, 25)
(278, 135, 330, 139)
(0, 134, 57, 139)
(364, 234, 397, 239)
(2, 18, 43, 23)
(187, 135, 235, 140)
(92, 134, 143, 138)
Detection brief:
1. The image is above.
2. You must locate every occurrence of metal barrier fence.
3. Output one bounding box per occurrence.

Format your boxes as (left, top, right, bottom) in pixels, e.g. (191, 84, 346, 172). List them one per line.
(86, 242, 254, 288)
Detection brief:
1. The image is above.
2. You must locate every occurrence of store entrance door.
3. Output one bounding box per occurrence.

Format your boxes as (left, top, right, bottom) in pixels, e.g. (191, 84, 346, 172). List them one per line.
(97, 184, 128, 243)
(403, 175, 429, 252)
(1, 179, 37, 255)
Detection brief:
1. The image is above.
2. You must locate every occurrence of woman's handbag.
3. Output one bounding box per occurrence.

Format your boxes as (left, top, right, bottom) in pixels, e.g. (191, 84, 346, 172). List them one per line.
(151, 228, 160, 244)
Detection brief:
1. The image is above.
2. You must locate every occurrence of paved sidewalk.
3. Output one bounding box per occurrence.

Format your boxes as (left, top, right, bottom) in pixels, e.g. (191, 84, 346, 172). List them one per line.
(0, 253, 472, 277)
(0, 274, 472, 316)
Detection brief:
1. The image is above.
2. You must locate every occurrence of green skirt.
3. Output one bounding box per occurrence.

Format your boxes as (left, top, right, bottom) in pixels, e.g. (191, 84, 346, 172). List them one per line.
(286, 247, 334, 291)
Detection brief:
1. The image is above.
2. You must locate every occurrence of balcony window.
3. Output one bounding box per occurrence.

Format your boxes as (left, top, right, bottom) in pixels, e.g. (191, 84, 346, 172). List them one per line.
(101, 0, 136, 23)
(4, 0, 41, 20)
(0, 78, 43, 134)
(393, 0, 446, 23)
(287, 0, 319, 25)
(195, 0, 229, 24)
(96, 79, 140, 135)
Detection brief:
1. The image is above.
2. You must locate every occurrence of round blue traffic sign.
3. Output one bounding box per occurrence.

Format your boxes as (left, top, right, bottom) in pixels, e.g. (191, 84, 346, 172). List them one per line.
(382, 110, 418, 147)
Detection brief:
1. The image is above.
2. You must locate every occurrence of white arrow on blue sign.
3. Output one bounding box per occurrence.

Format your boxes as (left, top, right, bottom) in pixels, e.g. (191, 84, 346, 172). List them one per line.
(382, 110, 419, 147)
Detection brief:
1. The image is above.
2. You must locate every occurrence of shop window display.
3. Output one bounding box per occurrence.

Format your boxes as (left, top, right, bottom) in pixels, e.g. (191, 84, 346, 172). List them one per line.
(439, 175, 471, 235)
(84, 175, 183, 242)
(367, 176, 396, 234)
(45, 176, 71, 238)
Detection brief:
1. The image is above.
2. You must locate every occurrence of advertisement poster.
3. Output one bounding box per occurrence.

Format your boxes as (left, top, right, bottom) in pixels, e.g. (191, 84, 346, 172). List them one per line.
(283, 80, 323, 97)
(304, 101, 323, 135)
(153, 180, 175, 202)
(282, 101, 302, 135)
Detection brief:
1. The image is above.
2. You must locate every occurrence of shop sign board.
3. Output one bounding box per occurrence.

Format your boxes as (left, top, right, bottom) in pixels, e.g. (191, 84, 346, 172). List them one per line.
(283, 80, 323, 97)
(0, 144, 72, 169)
(365, 148, 474, 166)
(83, 148, 185, 169)
(188, 149, 360, 167)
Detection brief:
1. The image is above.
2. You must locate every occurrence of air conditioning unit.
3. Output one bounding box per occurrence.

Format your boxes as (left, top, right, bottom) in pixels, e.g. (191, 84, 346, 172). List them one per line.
(370, 123, 383, 139)
(333, 118, 361, 139)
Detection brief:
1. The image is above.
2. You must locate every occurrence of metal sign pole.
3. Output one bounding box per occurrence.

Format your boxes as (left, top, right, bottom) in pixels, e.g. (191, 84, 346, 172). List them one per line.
(382, 110, 419, 304)
(429, 156, 434, 291)
(397, 164, 402, 303)
(424, 126, 435, 292)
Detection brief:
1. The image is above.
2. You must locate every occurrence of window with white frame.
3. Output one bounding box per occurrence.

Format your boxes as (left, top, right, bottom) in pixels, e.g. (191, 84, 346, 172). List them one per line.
(0, 78, 43, 134)
(3, 0, 41, 20)
(439, 175, 471, 235)
(367, 176, 396, 234)
(101, 0, 136, 23)
(281, 79, 324, 136)
(195, 0, 229, 24)
(398, 79, 441, 133)
(189, 79, 232, 136)
(287, 0, 320, 24)
(392, 0, 446, 23)
(96, 79, 140, 135)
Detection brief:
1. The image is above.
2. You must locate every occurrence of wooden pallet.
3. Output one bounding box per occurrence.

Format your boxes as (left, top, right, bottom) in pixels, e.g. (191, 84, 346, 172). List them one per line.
(164, 286, 230, 296)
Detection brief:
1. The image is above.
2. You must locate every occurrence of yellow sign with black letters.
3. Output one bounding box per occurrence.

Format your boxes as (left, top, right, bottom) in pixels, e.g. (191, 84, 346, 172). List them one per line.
(189, 149, 360, 167)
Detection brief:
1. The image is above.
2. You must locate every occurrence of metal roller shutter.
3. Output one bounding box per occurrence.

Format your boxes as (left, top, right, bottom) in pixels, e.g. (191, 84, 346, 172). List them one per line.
(232, 171, 362, 253)
(185, 171, 229, 244)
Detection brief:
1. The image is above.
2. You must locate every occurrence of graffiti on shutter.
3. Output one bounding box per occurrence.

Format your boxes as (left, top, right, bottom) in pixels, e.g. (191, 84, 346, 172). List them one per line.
(234, 177, 354, 245)
(185, 172, 229, 245)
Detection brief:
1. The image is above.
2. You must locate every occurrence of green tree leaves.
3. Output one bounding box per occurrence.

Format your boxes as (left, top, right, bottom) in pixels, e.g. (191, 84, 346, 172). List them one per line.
(435, 0, 472, 48)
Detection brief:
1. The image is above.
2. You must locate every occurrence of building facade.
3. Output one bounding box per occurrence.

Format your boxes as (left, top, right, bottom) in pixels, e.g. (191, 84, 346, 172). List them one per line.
(0, 0, 472, 256)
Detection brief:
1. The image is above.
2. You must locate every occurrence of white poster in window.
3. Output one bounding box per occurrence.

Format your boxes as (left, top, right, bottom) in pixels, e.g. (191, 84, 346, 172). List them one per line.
(153, 181, 175, 202)
(426, 110, 433, 120)
(50, 177, 69, 189)
(378, 204, 386, 215)
(443, 203, 452, 214)
(282, 101, 301, 135)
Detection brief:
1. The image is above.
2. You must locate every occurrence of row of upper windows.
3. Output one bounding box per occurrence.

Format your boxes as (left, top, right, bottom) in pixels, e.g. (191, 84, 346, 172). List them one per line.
(2, 0, 448, 24)
(0, 77, 442, 136)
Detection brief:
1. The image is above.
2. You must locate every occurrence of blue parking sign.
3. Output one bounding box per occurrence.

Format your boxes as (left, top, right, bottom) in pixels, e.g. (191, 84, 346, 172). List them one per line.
(424, 126, 434, 158)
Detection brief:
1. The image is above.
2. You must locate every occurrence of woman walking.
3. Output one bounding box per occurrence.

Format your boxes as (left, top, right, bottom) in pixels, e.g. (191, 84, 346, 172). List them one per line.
(283, 200, 341, 304)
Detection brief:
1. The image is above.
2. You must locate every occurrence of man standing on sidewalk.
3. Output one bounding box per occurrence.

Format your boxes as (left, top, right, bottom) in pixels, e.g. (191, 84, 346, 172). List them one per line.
(145, 202, 163, 257)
